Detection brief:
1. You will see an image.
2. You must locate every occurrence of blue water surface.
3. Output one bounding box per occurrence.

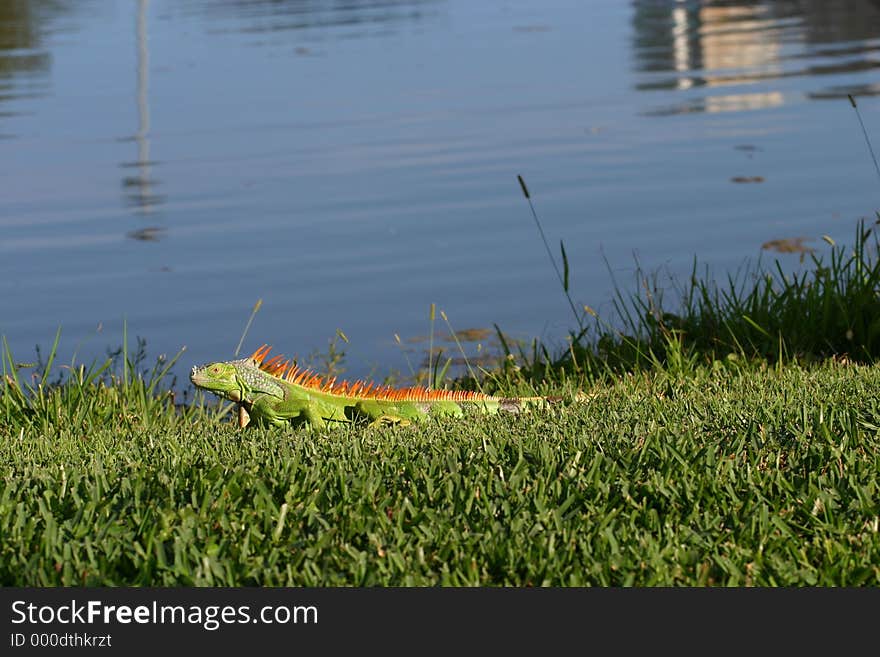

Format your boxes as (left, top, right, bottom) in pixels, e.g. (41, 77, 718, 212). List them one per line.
(2, 0, 879, 384)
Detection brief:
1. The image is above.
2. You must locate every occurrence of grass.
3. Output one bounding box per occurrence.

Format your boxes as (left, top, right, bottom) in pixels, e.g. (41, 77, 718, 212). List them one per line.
(475, 217, 880, 391)
(3, 201, 880, 585)
(3, 224, 880, 585)
(1, 358, 878, 585)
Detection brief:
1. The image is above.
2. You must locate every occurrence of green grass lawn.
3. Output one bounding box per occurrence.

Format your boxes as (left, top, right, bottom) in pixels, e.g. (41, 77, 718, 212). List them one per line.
(4, 221, 880, 585)
(2, 358, 878, 586)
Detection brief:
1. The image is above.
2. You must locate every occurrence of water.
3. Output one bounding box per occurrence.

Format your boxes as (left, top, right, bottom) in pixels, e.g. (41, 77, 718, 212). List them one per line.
(2, 0, 880, 383)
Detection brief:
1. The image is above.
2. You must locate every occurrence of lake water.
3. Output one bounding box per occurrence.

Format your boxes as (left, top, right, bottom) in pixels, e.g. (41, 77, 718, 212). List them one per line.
(3, 0, 880, 384)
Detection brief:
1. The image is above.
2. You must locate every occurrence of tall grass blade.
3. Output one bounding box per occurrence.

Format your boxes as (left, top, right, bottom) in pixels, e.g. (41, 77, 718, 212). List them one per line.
(848, 94, 880, 186)
(493, 323, 512, 358)
(122, 317, 129, 388)
(234, 298, 263, 357)
(393, 333, 417, 379)
(145, 346, 187, 397)
(516, 174, 583, 330)
(432, 354, 451, 390)
(39, 327, 62, 389)
(428, 303, 436, 390)
(561, 240, 570, 292)
(439, 310, 484, 393)
(2, 339, 24, 411)
(1, 336, 26, 422)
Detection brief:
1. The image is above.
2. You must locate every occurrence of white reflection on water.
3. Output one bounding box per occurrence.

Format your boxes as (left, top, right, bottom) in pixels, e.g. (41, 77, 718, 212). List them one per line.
(633, 0, 880, 115)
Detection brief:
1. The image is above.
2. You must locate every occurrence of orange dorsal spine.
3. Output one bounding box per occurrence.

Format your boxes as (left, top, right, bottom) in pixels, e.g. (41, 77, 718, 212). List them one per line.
(249, 344, 492, 402)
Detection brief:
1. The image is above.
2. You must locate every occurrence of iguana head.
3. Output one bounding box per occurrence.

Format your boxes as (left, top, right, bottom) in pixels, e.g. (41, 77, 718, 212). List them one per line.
(190, 361, 245, 401)
(191, 357, 286, 402)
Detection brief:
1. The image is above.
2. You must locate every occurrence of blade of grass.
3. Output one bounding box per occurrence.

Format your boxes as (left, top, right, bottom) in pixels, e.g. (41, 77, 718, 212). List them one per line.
(428, 303, 436, 390)
(439, 310, 484, 394)
(122, 317, 129, 388)
(39, 327, 62, 390)
(848, 94, 880, 186)
(393, 334, 417, 380)
(561, 239, 570, 292)
(517, 174, 583, 330)
(146, 346, 187, 397)
(234, 298, 263, 357)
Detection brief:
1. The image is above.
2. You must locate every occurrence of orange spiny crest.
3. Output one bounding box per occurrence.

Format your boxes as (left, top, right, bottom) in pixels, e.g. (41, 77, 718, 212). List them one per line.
(284, 364, 307, 383)
(250, 344, 272, 364)
(249, 344, 494, 401)
(263, 355, 283, 369)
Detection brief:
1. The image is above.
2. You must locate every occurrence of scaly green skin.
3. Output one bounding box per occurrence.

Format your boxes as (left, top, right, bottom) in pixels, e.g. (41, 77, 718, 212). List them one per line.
(190, 356, 562, 429)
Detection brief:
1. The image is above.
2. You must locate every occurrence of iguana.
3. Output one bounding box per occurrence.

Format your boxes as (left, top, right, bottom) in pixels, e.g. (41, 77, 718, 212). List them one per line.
(190, 344, 581, 429)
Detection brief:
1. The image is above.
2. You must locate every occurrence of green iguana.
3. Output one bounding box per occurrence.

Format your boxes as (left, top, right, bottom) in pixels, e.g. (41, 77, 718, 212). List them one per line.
(190, 344, 581, 429)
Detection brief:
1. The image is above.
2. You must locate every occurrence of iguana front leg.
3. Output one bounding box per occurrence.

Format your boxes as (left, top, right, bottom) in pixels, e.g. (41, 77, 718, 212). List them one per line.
(248, 395, 329, 429)
(238, 404, 250, 428)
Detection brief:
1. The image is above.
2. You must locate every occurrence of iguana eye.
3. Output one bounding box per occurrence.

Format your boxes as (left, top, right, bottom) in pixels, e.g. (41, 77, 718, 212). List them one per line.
(211, 366, 220, 373)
